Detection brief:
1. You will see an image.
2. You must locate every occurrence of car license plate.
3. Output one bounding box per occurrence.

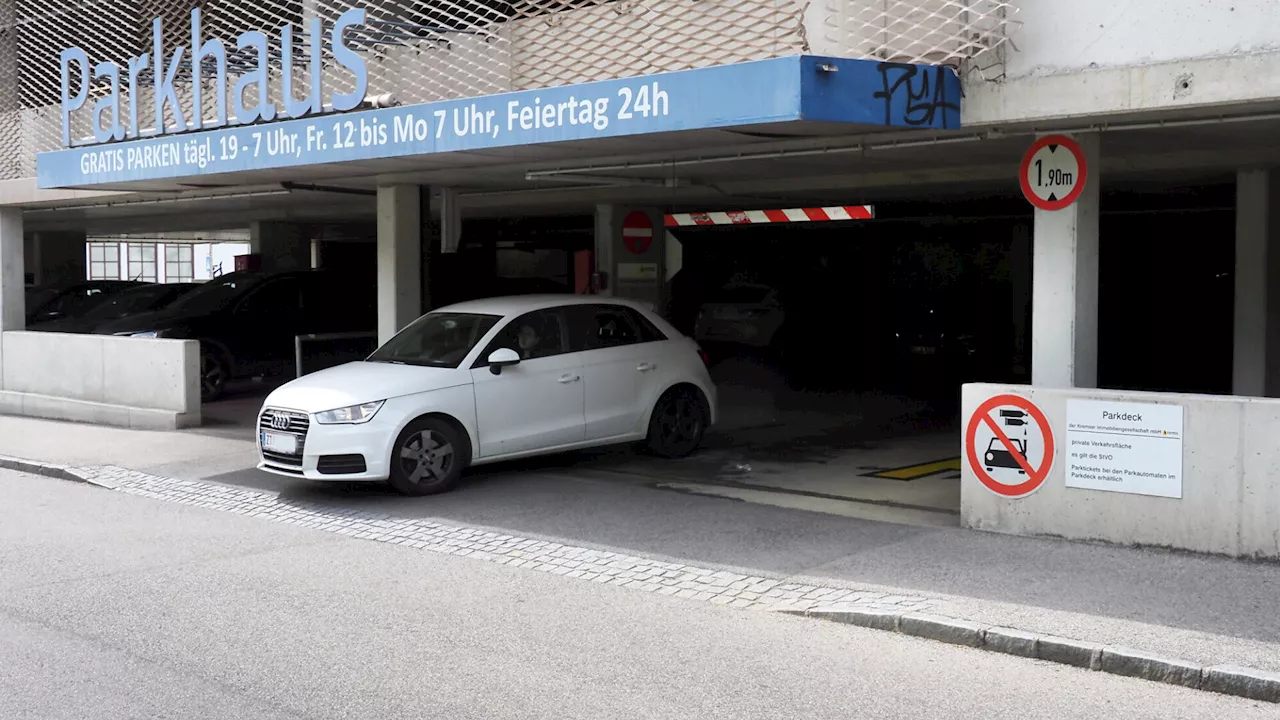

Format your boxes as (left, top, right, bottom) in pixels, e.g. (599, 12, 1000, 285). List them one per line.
(911, 346, 938, 355)
(261, 431, 298, 455)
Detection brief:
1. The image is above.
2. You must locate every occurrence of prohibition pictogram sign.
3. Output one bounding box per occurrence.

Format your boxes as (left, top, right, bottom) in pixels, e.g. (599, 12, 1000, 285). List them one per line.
(965, 394, 1055, 498)
(622, 211, 654, 255)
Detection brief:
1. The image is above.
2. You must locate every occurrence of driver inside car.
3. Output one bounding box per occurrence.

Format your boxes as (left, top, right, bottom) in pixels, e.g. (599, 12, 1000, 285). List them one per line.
(517, 323, 541, 359)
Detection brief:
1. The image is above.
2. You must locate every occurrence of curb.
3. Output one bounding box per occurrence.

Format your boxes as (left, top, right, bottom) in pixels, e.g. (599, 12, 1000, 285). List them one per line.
(0, 455, 117, 489)
(787, 607, 1280, 704)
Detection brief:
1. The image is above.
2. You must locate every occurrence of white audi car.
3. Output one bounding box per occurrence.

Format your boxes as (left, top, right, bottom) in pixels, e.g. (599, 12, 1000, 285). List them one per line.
(257, 296, 717, 495)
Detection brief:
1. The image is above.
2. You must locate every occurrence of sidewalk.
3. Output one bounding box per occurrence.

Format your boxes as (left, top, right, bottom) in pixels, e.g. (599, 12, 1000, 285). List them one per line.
(4, 414, 1280, 686)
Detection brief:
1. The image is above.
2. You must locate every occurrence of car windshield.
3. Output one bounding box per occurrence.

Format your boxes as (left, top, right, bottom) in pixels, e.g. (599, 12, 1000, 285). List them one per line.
(39, 286, 117, 317)
(367, 312, 501, 368)
(165, 273, 263, 315)
(82, 285, 186, 320)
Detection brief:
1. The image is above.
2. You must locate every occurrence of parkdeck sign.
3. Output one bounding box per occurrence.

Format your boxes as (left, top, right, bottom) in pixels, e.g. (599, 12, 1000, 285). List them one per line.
(59, 7, 369, 147)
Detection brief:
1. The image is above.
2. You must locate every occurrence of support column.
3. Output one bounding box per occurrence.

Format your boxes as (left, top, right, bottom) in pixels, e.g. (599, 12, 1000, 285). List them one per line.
(377, 185, 423, 345)
(29, 230, 86, 286)
(594, 204, 665, 306)
(1031, 133, 1100, 388)
(0, 209, 24, 331)
(592, 204, 616, 298)
(249, 221, 311, 271)
(1232, 169, 1280, 397)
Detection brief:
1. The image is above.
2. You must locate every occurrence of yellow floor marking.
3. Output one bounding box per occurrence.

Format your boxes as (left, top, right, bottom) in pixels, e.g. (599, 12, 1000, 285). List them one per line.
(866, 458, 961, 481)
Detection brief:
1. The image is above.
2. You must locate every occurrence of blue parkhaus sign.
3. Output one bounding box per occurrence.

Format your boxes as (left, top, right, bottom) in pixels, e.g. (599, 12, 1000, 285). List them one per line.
(39, 54, 962, 189)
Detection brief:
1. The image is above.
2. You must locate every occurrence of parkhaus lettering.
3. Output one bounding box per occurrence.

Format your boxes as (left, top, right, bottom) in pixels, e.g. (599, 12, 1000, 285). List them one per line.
(59, 7, 369, 147)
(1102, 410, 1143, 422)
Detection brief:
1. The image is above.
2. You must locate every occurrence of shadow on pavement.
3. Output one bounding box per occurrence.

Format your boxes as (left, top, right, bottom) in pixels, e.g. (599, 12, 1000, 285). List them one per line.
(193, 350, 1280, 653)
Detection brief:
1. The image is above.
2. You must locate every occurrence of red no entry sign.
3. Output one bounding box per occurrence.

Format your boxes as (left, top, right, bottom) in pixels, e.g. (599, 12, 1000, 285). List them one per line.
(965, 394, 1055, 498)
(1020, 135, 1088, 212)
(622, 211, 653, 255)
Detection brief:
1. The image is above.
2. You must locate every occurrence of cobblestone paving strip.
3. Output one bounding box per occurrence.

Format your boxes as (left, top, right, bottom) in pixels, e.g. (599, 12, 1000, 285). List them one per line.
(80, 465, 936, 615)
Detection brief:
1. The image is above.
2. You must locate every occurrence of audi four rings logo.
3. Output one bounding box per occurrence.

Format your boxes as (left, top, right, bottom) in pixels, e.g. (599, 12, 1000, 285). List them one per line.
(270, 414, 291, 430)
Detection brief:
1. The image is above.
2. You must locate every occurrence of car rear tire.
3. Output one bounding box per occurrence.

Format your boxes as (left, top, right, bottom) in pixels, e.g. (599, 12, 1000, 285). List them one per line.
(199, 345, 229, 403)
(386, 417, 468, 496)
(646, 387, 707, 459)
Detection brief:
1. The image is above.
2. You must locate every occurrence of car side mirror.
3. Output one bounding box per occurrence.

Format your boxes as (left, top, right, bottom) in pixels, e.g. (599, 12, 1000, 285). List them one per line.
(487, 347, 521, 375)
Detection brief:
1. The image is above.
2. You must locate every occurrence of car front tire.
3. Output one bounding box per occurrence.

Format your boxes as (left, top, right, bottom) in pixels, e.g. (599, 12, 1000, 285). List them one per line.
(646, 387, 708, 459)
(386, 416, 469, 496)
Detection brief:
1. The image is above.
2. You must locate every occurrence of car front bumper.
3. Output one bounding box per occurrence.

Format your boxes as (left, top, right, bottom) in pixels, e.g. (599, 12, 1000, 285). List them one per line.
(257, 406, 399, 482)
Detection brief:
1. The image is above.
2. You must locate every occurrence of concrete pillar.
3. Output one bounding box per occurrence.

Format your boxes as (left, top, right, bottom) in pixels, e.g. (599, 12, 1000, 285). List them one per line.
(1232, 169, 1280, 397)
(29, 231, 87, 286)
(592, 204, 616, 298)
(1, 209, 24, 330)
(249, 221, 310, 271)
(1031, 133, 1100, 389)
(376, 185, 423, 345)
(594, 204, 665, 307)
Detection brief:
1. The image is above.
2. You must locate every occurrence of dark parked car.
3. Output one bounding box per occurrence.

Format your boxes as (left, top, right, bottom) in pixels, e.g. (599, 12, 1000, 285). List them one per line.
(25, 280, 147, 326)
(97, 269, 376, 402)
(29, 282, 198, 334)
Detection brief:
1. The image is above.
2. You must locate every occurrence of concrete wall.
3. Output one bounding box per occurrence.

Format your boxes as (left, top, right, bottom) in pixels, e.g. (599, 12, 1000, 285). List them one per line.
(1007, 0, 1280, 78)
(0, 331, 200, 430)
(964, 1, 1280, 125)
(961, 383, 1280, 560)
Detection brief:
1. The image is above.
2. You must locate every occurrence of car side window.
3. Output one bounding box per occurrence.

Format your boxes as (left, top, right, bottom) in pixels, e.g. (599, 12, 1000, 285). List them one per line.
(566, 305, 648, 351)
(474, 309, 569, 366)
(624, 308, 668, 343)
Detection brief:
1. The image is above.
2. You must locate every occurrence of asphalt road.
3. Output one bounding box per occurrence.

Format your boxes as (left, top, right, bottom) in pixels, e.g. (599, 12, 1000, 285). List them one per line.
(2, 470, 1273, 720)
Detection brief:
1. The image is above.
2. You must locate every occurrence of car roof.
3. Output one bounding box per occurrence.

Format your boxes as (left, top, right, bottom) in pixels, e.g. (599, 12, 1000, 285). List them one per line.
(436, 294, 652, 316)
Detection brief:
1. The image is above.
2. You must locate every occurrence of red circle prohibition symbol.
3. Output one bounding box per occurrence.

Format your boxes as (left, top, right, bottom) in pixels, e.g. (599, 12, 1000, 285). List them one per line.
(965, 394, 1055, 498)
(1019, 134, 1088, 212)
(622, 211, 653, 255)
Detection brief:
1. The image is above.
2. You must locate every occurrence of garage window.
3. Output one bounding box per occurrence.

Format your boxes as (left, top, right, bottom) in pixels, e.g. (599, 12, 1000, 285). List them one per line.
(165, 245, 194, 283)
(127, 244, 157, 282)
(88, 243, 120, 280)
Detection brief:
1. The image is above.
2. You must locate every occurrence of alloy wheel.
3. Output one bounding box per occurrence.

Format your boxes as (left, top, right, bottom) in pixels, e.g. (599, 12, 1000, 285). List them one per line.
(399, 430, 455, 485)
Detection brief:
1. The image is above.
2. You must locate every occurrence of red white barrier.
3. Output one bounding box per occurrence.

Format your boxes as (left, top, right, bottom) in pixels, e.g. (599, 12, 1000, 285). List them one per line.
(664, 205, 875, 227)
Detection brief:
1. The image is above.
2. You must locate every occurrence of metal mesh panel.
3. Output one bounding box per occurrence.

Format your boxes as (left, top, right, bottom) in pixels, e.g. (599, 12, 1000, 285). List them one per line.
(824, 0, 1018, 73)
(0, 0, 1019, 182)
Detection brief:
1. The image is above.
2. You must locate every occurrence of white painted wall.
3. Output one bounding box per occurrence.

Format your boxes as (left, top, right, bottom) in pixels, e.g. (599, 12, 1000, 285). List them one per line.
(0, 331, 200, 429)
(1007, 0, 1280, 78)
(961, 383, 1280, 560)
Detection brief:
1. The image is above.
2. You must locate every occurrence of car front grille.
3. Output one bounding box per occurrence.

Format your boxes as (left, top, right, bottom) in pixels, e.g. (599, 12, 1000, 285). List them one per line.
(259, 408, 309, 468)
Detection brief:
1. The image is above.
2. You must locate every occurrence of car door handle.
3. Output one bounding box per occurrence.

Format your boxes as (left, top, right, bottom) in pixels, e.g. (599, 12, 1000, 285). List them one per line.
(637, 363, 657, 372)
(558, 373, 581, 383)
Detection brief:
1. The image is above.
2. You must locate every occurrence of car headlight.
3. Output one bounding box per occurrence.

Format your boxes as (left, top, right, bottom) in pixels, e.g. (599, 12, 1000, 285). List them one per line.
(314, 400, 385, 425)
(130, 330, 161, 339)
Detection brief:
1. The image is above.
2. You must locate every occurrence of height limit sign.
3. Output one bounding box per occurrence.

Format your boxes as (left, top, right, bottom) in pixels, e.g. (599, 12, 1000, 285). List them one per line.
(1020, 135, 1088, 211)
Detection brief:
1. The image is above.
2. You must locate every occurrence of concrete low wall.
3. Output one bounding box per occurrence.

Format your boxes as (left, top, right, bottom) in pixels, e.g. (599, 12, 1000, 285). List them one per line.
(0, 331, 200, 430)
(961, 383, 1280, 560)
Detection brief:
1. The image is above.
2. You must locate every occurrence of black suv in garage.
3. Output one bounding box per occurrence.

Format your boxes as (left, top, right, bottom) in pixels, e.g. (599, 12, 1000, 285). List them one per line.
(96, 269, 376, 401)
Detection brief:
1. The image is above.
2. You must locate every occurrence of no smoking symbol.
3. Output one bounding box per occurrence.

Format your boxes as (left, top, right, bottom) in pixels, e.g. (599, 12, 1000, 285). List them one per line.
(965, 394, 1055, 498)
